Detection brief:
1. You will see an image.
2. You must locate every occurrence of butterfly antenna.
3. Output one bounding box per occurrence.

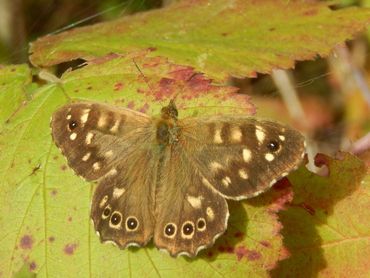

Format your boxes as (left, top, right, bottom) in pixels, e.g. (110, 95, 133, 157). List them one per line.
(132, 58, 163, 104)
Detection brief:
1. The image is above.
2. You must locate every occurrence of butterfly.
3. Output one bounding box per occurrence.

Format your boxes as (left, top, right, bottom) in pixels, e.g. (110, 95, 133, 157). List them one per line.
(51, 100, 305, 257)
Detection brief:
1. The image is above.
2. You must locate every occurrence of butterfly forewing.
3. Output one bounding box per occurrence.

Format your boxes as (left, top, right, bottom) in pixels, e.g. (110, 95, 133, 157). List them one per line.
(51, 102, 158, 247)
(51, 102, 153, 180)
(180, 115, 305, 200)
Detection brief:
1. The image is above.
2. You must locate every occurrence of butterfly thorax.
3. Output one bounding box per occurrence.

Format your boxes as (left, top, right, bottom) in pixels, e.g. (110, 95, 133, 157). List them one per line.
(156, 100, 180, 146)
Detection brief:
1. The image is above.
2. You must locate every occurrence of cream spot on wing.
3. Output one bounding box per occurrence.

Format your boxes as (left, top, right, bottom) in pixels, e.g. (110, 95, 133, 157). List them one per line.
(279, 135, 285, 141)
(265, 153, 275, 161)
(66, 114, 72, 120)
(113, 187, 125, 199)
(86, 132, 94, 145)
(206, 207, 215, 221)
(70, 133, 77, 140)
(110, 119, 120, 133)
(186, 195, 203, 209)
(80, 109, 90, 124)
(230, 126, 242, 142)
(105, 168, 118, 177)
(97, 114, 107, 128)
(93, 162, 101, 171)
(238, 169, 248, 179)
(202, 177, 213, 188)
(243, 148, 252, 162)
(269, 179, 277, 186)
(221, 176, 232, 187)
(82, 152, 91, 161)
(214, 128, 223, 144)
(103, 240, 118, 246)
(209, 161, 223, 172)
(99, 195, 108, 208)
(104, 150, 113, 158)
(255, 125, 265, 144)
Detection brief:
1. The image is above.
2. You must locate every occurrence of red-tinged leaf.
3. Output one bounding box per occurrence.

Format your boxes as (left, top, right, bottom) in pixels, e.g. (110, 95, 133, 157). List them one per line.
(271, 153, 369, 277)
(29, 0, 370, 81)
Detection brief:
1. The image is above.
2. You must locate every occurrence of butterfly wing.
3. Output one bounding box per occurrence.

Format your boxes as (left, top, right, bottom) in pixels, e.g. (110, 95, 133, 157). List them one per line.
(179, 115, 305, 200)
(153, 146, 229, 257)
(51, 102, 158, 247)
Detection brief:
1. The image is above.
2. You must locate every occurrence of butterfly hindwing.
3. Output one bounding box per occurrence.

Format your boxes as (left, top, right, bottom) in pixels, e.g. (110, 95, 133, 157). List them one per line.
(180, 116, 305, 200)
(91, 146, 159, 248)
(153, 147, 229, 257)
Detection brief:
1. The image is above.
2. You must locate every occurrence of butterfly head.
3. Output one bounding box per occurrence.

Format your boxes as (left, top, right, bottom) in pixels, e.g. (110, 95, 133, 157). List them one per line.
(161, 100, 178, 120)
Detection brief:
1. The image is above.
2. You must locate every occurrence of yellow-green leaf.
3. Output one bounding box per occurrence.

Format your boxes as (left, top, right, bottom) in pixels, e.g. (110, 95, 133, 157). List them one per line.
(30, 0, 370, 81)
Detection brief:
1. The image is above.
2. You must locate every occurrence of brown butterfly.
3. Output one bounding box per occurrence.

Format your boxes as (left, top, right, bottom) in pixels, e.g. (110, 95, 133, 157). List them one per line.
(51, 100, 305, 257)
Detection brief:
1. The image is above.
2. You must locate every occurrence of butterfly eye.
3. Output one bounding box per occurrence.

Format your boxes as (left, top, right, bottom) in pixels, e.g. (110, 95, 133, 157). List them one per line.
(126, 217, 139, 231)
(102, 206, 111, 219)
(197, 218, 206, 231)
(182, 222, 195, 237)
(267, 140, 280, 152)
(110, 212, 122, 226)
(164, 223, 177, 238)
(68, 120, 78, 130)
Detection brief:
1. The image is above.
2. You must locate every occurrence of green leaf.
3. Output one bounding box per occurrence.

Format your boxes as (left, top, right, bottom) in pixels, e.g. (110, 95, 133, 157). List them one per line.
(271, 153, 369, 277)
(0, 65, 31, 128)
(29, 0, 370, 81)
(0, 54, 291, 277)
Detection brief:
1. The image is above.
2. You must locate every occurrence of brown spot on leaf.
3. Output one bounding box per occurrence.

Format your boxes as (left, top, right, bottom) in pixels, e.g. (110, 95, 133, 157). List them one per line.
(20, 235, 33, 249)
(67, 216, 72, 222)
(218, 245, 234, 254)
(29, 261, 36, 271)
(87, 86, 92, 90)
(89, 53, 120, 65)
(60, 165, 67, 171)
(234, 231, 244, 238)
(303, 9, 317, 16)
(127, 101, 134, 109)
(53, 155, 58, 160)
(114, 82, 124, 91)
(156, 78, 176, 100)
(260, 241, 271, 248)
(139, 103, 149, 113)
(64, 243, 78, 255)
(207, 251, 213, 258)
(299, 202, 316, 215)
(51, 189, 57, 196)
(235, 246, 261, 261)
(48, 236, 55, 243)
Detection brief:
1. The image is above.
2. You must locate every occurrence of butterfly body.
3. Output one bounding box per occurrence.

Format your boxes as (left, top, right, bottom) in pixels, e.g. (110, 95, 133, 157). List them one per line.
(51, 101, 305, 257)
